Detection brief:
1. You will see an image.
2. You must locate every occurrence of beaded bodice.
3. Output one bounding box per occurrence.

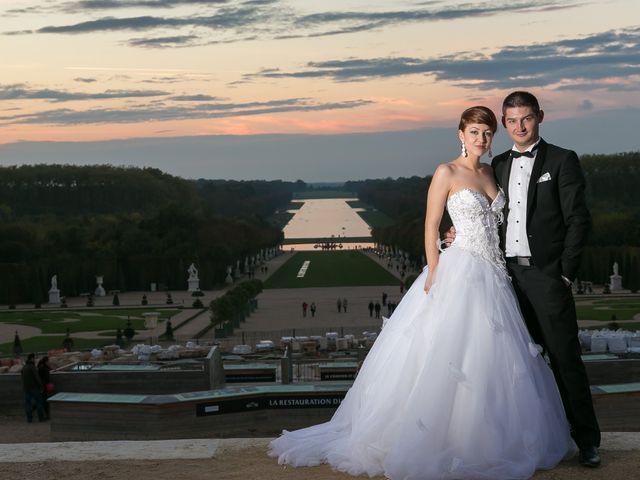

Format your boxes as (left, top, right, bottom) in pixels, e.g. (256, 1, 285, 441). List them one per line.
(446, 188, 506, 273)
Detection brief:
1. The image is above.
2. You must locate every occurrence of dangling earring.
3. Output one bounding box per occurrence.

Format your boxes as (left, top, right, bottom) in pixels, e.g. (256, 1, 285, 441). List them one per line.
(461, 142, 467, 157)
(488, 147, 493, 158)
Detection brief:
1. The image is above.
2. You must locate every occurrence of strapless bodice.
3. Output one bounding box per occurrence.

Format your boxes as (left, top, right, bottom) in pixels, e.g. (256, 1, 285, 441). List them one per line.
(446, 188, 506, 273)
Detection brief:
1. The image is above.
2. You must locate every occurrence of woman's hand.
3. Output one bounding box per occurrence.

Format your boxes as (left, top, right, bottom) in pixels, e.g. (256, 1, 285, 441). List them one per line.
(424, 273, 434, 294)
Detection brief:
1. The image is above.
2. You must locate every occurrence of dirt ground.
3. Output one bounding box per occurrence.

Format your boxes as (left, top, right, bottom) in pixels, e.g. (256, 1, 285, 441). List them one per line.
(1, 447, 639, 480)
(0, 447, 640, 480)
(1, 410, 639, 480)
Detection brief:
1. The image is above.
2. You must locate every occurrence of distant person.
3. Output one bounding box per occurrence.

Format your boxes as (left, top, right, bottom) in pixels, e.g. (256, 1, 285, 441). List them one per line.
(37, 356, 52, 419)
(367, 301, 374, 317)
(302, 301, 308, 317)
(310, 302, 317, 317)
(337, 298, 342, 313)
(21, 353, 45, 423)
(342, 298, 348, 313)
(382, 292, 388, 306)
(399, 281, 405, 293)
(374, 302, 381, 319)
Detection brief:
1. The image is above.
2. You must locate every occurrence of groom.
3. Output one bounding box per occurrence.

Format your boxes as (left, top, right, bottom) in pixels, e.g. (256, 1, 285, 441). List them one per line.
(492, 91, 601, 467)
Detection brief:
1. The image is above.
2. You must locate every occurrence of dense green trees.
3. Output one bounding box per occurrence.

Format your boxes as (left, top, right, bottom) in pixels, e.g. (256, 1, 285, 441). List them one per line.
(209, 280, 263, 337)
(348, 153, 640, 288)
(0, 165, 296, 304)
(0, 165, 197, 217)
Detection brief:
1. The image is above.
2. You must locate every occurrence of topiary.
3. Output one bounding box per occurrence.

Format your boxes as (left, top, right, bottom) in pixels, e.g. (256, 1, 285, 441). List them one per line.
(163, 320, 174, 340)
(62, 328, 74, 351)
(123, 319, 135, 341)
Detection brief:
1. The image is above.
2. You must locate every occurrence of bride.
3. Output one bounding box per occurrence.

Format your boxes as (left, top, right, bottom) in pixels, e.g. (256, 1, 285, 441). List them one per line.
(269, 106, 574, 479)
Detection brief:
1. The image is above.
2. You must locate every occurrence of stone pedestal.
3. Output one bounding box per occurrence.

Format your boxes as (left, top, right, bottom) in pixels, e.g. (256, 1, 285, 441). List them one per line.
(95, 275, 106, 297)
(610, 274, 623, 292)
(49, 289, 61, 304)
(143, 312, 159, 329)
(188, 278, 200, 292)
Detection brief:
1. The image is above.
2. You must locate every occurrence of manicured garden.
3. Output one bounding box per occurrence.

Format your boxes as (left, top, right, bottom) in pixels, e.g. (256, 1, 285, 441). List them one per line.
(0, 336, 109, 355)
(264, 251, 399, 288)
(0, 309, 177, 334)
(0, 308, 179, 355)
(346, 200, 395, 228)
(575, 298, 640, 322)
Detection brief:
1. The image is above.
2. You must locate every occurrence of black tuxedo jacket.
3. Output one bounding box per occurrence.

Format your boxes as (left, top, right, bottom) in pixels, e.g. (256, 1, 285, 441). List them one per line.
(491, 139, 591, 281)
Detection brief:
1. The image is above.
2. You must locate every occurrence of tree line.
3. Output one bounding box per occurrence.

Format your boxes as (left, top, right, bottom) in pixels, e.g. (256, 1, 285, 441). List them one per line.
(346, 152, 640, 290)
(0, 164, 302, 304)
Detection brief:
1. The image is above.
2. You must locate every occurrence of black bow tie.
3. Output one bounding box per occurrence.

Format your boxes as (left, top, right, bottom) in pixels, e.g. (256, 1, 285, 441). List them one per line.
(511, 146, 538, 158)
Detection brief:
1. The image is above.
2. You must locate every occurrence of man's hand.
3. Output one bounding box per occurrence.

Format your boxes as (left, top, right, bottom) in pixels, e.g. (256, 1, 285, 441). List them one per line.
(442, 226, 456, 248)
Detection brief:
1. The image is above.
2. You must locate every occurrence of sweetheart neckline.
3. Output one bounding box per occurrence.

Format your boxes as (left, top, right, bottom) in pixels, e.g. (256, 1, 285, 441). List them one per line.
(448, 188, 503, 207)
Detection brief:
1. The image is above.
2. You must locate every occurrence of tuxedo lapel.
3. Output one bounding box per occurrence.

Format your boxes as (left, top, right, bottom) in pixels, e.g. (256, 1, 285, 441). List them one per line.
(502, 154, 513, 199)
(526, 139, 547, 225)
(495, 152, 513, 248)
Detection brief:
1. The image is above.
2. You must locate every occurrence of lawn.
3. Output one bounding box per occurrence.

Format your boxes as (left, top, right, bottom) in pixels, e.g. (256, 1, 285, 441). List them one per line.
(266, 202, 304, 228)
(0, 308, 177, 334)
(357, 210, 395, 228)
(345, 200, 395, 228)
(575, 298, 640, 321)
(345, 200, 368, 208)
(267, 211, 295, 228)
(590, 298, 640, 306)
(264, 251, 399, 288)
(0, 336, 112, 356)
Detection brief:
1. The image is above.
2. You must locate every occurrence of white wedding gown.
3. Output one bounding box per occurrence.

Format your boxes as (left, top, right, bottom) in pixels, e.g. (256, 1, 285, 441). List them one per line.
(269, 188, 575, 479)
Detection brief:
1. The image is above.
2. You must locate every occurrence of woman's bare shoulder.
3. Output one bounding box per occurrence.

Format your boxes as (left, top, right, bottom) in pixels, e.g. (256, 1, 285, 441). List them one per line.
(434, 161, 459, 175)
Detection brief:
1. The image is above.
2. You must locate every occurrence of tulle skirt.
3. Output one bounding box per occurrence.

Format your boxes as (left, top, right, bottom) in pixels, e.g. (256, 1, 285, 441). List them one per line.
(269, 247, 575, 479)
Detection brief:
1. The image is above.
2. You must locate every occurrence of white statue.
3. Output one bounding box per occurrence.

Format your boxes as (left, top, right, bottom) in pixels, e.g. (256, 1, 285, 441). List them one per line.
(49, 274, 61, 304)
(187, 263, 200, 292)
(610, 261, 623, 291)
(188, 263, 199, 280)
(225, 265, 234, 284)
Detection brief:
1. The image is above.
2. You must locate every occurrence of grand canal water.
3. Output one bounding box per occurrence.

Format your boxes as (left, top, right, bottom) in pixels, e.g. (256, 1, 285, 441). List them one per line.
(283, 198, 374, 251)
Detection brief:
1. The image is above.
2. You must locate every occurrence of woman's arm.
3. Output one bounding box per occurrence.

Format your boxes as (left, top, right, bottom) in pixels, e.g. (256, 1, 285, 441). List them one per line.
(424, 164, 452, 293)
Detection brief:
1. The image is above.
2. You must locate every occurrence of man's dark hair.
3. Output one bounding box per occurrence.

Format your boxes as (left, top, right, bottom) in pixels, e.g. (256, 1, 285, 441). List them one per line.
(27, 353, 35, 362)
(502, 91, 540, 115)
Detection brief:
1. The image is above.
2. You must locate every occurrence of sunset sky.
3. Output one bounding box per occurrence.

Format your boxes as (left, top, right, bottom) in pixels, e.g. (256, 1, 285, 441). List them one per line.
(1, 0, 639, 181)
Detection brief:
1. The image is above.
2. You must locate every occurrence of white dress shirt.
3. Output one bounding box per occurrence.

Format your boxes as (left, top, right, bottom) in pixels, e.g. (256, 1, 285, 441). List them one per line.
(505, 139, 541, 257)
